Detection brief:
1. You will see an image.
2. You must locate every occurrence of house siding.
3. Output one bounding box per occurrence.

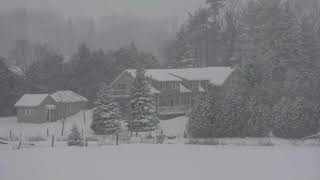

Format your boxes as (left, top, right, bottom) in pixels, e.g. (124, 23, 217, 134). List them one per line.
(111, 72, 133, 93)
(55, 101, 86, 120)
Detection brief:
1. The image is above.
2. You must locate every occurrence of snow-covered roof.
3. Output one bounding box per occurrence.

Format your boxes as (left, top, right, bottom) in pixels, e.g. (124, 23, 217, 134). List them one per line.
(198, 85, 206, 92)
(8, 65, 24, 76)
(50, 91, 88, 103)
(150, 85, 160, 94)
(126, 67, 234, 86)
(127, 69, 181, 81)
(45, 104, 56, 109)
(179, 83, 192, 93)
(15, 94, 49, 107)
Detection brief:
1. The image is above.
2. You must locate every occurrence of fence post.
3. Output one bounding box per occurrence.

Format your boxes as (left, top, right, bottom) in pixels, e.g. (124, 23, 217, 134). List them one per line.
(82, 128, 84, 138)
(83, 111, 86, 125)
(61, 120, 65, 136)
(17, 140, 22, 150)
(9, 130, 12, 141)
(116, 133, 119, 146)
(51, 135, 55, 148)
(47, 128, 49, 137)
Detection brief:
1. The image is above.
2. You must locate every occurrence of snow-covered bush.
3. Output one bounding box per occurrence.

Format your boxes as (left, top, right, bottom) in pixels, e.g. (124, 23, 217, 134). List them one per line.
(187, 94, 214, 138)
(186, 138, 221, 145)
(246, 93, 272, 137)
(272, 97, 320, 138)
(67, 124, 84, 146)
(257, 139, 274, 146)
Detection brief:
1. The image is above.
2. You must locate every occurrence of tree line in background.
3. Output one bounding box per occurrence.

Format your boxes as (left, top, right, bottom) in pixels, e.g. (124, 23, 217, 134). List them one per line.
(188, 0, 320, 139)
(0, 42, 161, 116)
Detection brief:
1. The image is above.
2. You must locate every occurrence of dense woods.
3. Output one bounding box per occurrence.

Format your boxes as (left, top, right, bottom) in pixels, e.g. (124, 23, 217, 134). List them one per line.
(187, 0, 320, 138)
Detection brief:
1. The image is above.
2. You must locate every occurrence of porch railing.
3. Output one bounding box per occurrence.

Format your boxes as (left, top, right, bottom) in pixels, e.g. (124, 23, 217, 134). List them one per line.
(157, 106, 187, 115)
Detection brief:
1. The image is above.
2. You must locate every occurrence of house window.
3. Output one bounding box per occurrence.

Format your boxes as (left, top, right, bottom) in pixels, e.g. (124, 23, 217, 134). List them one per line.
(160, 83, 165, 89)
(192, 82, 199, 89)
(118, 83, 127, 90)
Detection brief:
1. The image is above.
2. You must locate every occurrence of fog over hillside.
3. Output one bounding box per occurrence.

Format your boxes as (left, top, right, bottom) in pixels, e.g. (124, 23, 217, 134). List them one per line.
(0, 0, 319, 60)
(0, 0, 205, 20)
(0, 0, 206, 60)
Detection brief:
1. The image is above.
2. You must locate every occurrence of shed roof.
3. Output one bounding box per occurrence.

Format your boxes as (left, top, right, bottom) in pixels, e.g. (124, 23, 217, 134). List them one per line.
(50, 91, 88, 103)
(15, 94, 49, 107)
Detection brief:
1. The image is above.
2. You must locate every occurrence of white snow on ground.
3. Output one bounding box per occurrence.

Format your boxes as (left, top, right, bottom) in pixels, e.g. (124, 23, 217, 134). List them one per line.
(0, 111, 187, 139)
(159, 116, 187, 137)
(0, 110, 93, 138)
(0, 145, 319, 180)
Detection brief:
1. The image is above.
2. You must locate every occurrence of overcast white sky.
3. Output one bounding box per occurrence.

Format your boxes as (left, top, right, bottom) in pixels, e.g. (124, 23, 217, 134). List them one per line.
(0, 0, 206, 20)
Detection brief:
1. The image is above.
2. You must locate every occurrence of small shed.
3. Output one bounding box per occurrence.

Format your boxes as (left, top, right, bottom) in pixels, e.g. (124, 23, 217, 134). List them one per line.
(14, 94, 57, 123)
(15, 91, 88, 124)
(50, 90, 88, 119)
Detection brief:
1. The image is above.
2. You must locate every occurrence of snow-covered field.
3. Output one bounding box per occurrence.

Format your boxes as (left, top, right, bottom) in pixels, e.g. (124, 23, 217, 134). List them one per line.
(0, 145, 319, 180)
(0, 110, 93, 139)
(0, 110, 187, 139)
(1, 111, 320, 180)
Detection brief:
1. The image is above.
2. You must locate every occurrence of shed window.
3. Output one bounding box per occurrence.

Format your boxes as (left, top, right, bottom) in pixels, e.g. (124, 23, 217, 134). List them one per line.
(24, 109, 33, 115)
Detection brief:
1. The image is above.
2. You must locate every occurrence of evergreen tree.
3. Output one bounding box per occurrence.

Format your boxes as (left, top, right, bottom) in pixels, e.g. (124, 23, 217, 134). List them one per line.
(0, 57, 25, 116)
(91, 84, 121, 135)
(187, 91, 222, 138)
(171, 27, 195, 68)
(272, 97, 319, 138)
(68, 124, 84, 146)
(130, 66, 159, 133)
(187, 94, 214, 138)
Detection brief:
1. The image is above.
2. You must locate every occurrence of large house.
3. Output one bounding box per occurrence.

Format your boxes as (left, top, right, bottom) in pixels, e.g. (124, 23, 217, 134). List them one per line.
(14, 90, 88, 123)
(108, 67, 234, 118)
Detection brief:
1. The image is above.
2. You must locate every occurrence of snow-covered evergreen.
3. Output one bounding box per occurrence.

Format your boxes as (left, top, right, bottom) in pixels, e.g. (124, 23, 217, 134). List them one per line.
(67, 124, 84, 146)
(91, 84, 121, 135)
(130, 66, 159, 133)
(187, 94, 214, 138)
(272, 97, 319, 138)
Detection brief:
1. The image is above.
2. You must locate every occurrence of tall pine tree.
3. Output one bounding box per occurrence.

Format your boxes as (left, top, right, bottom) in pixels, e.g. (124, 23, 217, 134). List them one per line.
(91, 84, 121, 135)
(130, 66, 159, 133)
